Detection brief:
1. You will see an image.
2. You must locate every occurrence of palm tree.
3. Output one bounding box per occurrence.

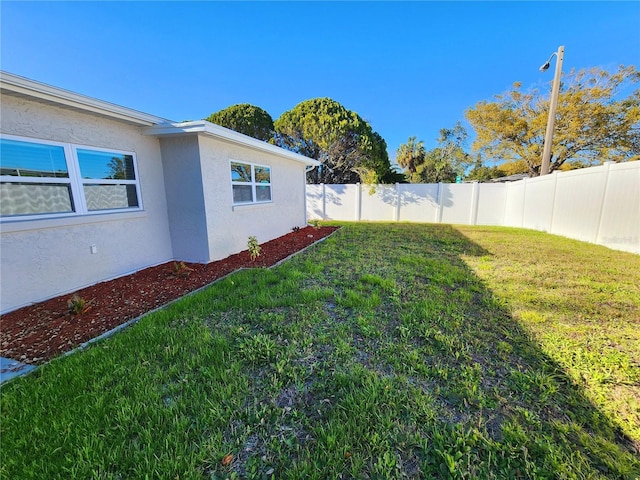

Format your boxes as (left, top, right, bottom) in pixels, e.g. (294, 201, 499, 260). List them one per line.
(396, 137, 426, 174)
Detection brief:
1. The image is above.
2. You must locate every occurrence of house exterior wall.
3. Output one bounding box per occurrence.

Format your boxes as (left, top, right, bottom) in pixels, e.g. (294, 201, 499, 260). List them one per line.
(197, 135, 307, 261)
(0, 95, 173, 313)
(158, 136, 210, 262)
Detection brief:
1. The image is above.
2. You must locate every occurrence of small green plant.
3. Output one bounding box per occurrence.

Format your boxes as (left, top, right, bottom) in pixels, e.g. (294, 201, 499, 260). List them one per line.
(309, 219, 320, 229)
(3, 224, 639, 478)
(169, 261, 194, 278)
(248, 236, 261, 261)
(67, 294, 93, 315)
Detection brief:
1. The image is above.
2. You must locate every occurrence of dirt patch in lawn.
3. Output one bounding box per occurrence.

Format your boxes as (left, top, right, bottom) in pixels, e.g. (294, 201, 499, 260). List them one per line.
(1, 226, 339, 365)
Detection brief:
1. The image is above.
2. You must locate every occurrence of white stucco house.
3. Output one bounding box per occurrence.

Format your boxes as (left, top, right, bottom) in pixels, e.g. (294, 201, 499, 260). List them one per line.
(0, 71, 319, 314)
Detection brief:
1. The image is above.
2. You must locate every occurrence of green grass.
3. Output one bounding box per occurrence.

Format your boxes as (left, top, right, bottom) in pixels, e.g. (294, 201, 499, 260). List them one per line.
(1, 223, 639, 479)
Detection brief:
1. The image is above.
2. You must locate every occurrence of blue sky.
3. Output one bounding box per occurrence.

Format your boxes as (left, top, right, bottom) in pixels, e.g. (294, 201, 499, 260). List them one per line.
(2, 1, 639, 163)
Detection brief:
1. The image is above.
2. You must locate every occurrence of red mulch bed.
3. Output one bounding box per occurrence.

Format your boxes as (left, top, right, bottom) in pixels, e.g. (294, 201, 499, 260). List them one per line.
(1, 226, 339, 365)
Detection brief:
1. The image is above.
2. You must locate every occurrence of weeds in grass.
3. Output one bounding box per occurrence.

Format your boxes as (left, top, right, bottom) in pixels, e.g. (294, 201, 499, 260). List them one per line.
(2, 223, 638, 479)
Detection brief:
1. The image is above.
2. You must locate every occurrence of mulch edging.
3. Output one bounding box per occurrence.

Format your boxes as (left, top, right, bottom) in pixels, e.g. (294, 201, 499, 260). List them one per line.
(0, 226, 340, 369)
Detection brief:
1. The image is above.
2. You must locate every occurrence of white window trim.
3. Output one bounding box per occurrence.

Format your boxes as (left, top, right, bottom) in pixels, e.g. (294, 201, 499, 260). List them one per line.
(1, 134, 143, 222)
(230, 159, 272, 206)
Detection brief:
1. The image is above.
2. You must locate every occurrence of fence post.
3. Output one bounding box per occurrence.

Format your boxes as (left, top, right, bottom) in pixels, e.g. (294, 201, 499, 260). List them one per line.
(437, 183, 445, 223)
(594, 162, 613, 244)
(321, 183, 326, 220)
(548, 171, 560, 233)
(395, 183, 401, 221)
(469, 182, 480, 225)
(520, 178, 527, 228)
(355, 183, 361, 221)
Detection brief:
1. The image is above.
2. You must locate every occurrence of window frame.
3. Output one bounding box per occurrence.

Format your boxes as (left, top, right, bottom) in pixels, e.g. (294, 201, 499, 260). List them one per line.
(73, 144, 142, 212)
(0, 134, 143, 222)
(230, 159, 272, 206)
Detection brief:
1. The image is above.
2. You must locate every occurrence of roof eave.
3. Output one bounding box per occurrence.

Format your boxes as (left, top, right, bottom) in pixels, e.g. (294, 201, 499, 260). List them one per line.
(144, 121, 320, 166)
(0, 71, 170, 127)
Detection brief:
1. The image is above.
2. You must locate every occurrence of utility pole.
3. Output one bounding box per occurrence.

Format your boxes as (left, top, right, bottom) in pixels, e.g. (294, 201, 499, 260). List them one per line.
(539, 46, 565, 176)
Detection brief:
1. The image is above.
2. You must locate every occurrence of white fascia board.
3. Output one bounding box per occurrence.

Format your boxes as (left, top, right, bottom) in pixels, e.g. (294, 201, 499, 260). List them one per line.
(0, 71, 170, 126)
(144, 120, 320, 167)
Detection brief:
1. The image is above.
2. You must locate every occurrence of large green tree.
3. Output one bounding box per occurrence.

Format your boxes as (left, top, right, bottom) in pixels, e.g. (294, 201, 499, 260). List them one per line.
(274, 98, 391, 184)
(397, 123, 472, 183)
(466, 65, 640, 176)
(206, 104, 274, 141)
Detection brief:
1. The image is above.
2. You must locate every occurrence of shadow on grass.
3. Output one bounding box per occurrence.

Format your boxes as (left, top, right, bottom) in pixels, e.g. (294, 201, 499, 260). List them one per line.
(429, 226, 640, 475)
(0, 223, 638, 479)
(267, 223, 640, 478)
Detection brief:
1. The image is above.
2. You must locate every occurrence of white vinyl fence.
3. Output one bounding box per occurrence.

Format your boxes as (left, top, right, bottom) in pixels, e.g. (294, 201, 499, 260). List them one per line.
(306, 161, 640, 254)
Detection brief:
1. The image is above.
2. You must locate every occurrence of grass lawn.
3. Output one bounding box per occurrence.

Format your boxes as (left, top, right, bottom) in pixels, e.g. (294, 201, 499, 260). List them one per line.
(1, 223, 638, 479)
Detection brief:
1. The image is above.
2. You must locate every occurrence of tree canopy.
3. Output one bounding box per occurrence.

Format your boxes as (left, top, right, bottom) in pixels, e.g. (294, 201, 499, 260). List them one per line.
(396, 123, 472, 183)
(396, 136, 425, 176)
(206, 104, 275, 141)
(465, 156, 506, 182)
(465, 65, 640, 176)
(274, 98, 391, 184)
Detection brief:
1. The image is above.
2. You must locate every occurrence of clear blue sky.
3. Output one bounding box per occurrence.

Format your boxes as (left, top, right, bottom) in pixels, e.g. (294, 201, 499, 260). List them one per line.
(2, 1, 639, 163)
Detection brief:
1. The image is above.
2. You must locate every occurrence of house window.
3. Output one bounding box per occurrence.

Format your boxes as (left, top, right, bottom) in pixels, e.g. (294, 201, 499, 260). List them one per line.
(76, 148, 139, 211)
(0, 135, 142, 220)
(230, 161, 271, 205)
(0, 138, 75, 216)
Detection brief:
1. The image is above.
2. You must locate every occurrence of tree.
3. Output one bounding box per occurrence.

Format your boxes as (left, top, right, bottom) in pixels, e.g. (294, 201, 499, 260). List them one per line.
(466, 155, 506, 181)
(396, 123, 472, 183)
(466, 65, 640, 176)
(497, 160, 529, 176)
(413, 150, 458, 183)
(206, 104, 274, 141)
(107, 156, 130, 180)
(274, 98, 391, 184)
(396, 136, 425, 175)
(380, 167, 407, 183)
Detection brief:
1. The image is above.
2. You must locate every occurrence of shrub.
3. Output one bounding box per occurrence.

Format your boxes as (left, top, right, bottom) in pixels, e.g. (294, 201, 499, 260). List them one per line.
(67, 294, 93, 315)
(169, 261, 194, 278)
(248, 236, 262, 261)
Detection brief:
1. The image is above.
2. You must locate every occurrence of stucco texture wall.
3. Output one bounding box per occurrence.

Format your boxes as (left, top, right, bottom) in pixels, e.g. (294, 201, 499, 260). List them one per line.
(197, 135, 307, 261)
(0, 95, 173, 313)
(158, 136, 210, 263)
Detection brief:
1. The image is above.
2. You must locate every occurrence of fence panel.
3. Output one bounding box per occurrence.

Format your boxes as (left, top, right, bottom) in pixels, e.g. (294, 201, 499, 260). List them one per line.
(476, 183, 507, 226)
(306, 162, 640, 254)
(503, 181, 526, 227)
(595, 162, 639, 253)
(551, 166, 607, 243)
(398, 183, 440, 222)
(325, 184, 358, 221)
(360, 185, 396, 221)
(522, 175, 556, 232)
(440, 184, 475, 225)
(306, 184, 324, 220)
